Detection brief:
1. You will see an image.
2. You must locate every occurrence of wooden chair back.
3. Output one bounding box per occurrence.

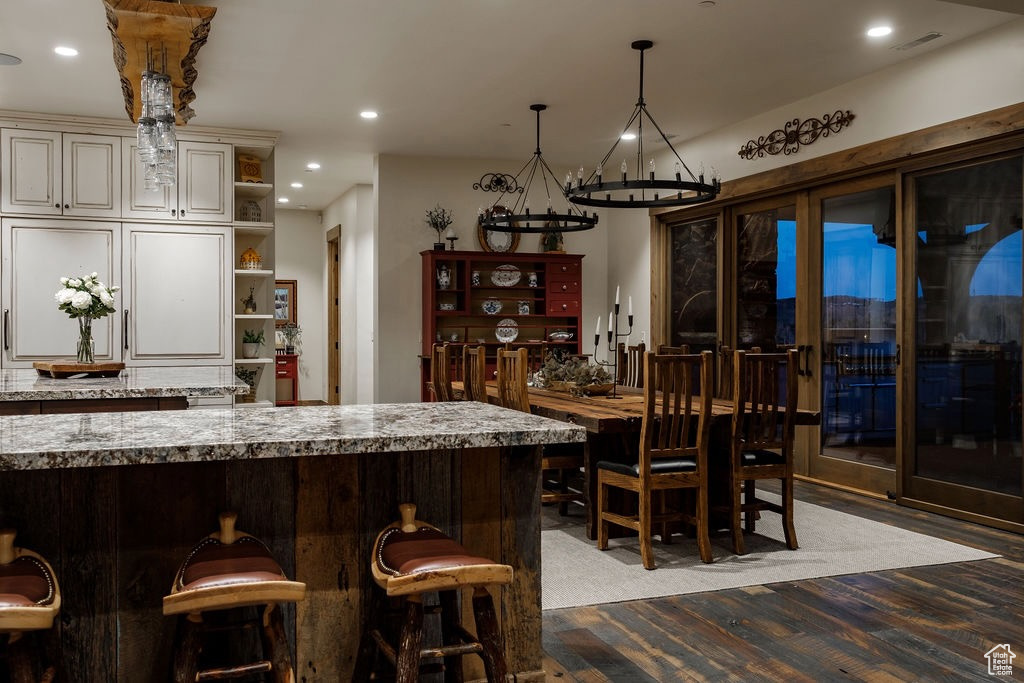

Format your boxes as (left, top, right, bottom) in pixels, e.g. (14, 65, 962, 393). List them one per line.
(495, 347, 531, 413)
(504, 342, 547, 378)
(731, 349, 798, 456)
(429, 343, 453, 402)
(462, 346, 488, 403)
(640, 351, 713, 477)
(616, 342, 646, 388)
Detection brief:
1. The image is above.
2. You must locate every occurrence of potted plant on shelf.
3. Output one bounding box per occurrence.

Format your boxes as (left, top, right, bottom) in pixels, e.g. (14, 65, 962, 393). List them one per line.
(280, 322, 302, 354)
(425, 204, 453, 251)
(234, 366, 258, 403)
(241, 328, 265, 358)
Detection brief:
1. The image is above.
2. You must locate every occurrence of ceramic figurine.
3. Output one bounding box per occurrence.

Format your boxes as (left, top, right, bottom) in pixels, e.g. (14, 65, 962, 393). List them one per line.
(436, 264, 451, 290)
(527, 272, 538, 288)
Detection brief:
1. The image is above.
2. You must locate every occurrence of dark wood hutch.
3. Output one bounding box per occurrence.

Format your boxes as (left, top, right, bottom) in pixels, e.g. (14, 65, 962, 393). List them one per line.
(420, 250, 583, 400)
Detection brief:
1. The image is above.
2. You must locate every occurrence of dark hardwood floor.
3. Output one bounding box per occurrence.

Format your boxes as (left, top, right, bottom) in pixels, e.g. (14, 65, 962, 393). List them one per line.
(541, 481, 1023, 682)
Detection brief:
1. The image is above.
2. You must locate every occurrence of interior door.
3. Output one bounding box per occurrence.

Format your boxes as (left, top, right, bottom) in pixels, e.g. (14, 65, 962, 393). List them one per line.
(805, 177, 899, 495)
(903, 154, 1022, 527)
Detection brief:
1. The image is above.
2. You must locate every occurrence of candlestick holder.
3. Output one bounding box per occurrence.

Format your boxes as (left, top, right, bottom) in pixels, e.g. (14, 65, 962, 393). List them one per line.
(593, 302, 633, 399)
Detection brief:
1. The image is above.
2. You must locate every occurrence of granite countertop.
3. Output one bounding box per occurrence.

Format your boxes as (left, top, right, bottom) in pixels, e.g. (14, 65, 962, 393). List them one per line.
(0, 366, 249, 401)
(0, 401, 586, 471)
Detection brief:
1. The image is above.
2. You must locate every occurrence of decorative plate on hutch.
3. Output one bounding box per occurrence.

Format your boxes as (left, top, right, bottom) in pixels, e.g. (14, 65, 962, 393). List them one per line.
(477, 207, 521, 253)
(490, 264, 521, 287)
(495, 319, 519, 343)
(481, 298, 503, 315)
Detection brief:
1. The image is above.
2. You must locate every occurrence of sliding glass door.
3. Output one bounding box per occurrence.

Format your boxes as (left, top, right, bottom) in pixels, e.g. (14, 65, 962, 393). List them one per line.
(904, 155, 1022, 523)
(806, 178, 898, 495)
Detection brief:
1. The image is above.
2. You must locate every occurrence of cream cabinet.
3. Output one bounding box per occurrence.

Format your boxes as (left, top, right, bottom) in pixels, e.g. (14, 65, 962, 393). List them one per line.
(122, 223, 231, 365)
(1, 217, 121, 367)
(1, 130, 121, 217)
(122, 140, 232, 223)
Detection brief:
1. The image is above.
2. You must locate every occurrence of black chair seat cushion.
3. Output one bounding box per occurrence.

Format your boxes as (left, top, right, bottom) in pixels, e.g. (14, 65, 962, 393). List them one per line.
(596, 458, 697, 477)
(742, 449, 785, 466)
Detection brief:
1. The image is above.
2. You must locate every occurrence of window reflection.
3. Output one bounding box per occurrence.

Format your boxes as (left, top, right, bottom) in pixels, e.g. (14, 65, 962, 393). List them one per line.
(668, 218, 718, 351)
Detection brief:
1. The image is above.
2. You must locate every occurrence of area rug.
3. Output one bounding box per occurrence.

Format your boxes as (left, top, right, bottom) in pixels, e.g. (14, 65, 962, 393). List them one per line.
(541, 492, 998, 610)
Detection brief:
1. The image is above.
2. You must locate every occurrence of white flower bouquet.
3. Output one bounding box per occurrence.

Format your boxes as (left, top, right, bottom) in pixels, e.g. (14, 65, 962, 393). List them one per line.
(54, 272, 120, 364)
(54, 273, 120, 320)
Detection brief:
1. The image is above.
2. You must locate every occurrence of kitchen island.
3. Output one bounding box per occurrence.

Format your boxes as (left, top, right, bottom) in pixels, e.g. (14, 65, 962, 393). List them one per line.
(0, 401, 585, 681)
(0, 366, 248, 414)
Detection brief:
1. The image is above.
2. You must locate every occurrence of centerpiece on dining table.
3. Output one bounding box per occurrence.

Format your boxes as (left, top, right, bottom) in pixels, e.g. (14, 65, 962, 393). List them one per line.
(34, 273, 124, 378)
(535, 350, 614, 396)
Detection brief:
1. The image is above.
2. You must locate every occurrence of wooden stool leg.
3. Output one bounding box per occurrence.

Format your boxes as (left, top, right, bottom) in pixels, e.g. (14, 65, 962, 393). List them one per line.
(172, 614, 203, 683)
(439, 590, 464, 683)
(261, 603, 295, 683)
(730, 472, 745, 555)
(396, 596, 424, 683)
(744, 479, 757, 532)
(7, 632, 34, 683)
(471, 587, 507, 683)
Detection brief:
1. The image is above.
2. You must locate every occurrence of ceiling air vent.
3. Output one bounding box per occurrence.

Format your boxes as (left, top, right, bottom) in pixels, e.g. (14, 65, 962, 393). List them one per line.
(892, 32, 944, 51)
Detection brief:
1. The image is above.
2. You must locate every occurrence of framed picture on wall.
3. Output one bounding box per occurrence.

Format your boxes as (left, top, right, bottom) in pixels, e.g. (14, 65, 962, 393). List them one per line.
(274, 280, 297, 327)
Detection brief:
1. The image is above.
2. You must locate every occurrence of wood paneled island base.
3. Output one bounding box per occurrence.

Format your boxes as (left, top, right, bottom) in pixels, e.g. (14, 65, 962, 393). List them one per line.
(0, 402, 584, 681)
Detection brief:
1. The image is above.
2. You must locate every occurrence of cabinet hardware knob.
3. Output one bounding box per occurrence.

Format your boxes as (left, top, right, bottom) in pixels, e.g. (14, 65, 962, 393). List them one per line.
(64, 204, 69, 209)
(171, 209, 176, 216)
(561, 285, 567, 291)
(180, 209, 185, 217)
(561, 304, 567, 310)
(54, 203, 60, 208)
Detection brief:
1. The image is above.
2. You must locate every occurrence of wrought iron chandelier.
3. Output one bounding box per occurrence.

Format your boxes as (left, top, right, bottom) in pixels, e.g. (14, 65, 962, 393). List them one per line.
(567, 40, 720, 209)
(479, 104, 598, 234)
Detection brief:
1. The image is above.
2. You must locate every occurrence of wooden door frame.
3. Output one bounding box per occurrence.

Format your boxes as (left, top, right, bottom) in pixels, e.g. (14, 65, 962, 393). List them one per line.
(326, 225, 340, 405)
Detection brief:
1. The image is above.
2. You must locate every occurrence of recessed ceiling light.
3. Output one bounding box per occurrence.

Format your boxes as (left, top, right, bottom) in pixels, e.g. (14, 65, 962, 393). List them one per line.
(306, 162, 320, 170)
(867, 25, 893, 38)
(54, 46, 78, 57)
(0, 53, 22, 66)
(298, 204, 308, 209)
(620, 132, 637, 141)
(290, 182, 303, 188)
(278, 197, 289, 203)
(360, 110, 378, 119)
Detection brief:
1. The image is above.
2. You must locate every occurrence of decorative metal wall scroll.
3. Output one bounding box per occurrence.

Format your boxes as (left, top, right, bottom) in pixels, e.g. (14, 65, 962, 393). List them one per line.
(473, 172, 523, 194)
(738, 110, 855, 160)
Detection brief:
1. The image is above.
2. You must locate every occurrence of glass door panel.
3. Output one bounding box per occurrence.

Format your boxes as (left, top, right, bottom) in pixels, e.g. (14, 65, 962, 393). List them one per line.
(668, 217, 718, 351)
(736, 205, 796, 351)
(821, 187, 898, 469)
(908, 155, 1022, 522)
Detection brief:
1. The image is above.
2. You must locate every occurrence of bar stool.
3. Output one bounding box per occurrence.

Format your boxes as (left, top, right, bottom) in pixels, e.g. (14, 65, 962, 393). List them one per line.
(163, 512, 305, 682)
(361, 503, 512, 682)
(0, 529, 60, 681)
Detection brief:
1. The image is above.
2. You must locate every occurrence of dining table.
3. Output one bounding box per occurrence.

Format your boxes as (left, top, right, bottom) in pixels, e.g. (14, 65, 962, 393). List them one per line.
(453, 381, 820, 540)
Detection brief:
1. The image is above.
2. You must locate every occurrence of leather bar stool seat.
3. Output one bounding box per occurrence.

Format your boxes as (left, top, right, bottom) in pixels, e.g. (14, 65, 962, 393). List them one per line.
(357, 503, 512, 682)
(163, 512, 305, 682)
(0, 529, 60, 680)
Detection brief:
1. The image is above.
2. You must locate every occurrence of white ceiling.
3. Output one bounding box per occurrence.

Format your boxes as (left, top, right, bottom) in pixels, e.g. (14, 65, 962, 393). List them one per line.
(1, 0, 1021, 210)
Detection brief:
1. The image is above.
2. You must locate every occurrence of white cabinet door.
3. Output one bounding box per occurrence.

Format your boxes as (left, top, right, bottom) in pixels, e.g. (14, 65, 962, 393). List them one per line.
(62, 133, 121, 217)
(1, 129, 61, 215)
(178, 141, 232, 223)
(121, 140, 177, 220)
(123, 224, 231, 365)
(1, 218, 121, 367)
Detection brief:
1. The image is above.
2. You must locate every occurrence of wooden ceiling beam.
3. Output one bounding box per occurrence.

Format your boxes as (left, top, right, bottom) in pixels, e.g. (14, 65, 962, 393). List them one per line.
(102, 0, 217, 125)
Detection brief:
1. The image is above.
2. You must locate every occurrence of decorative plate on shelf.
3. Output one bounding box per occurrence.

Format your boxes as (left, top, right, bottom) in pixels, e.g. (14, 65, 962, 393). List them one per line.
(495, 318, 519, 343)
(481, 298, 503, 315)
(490, 264, 521, 287)
(477, 206, 521, 253)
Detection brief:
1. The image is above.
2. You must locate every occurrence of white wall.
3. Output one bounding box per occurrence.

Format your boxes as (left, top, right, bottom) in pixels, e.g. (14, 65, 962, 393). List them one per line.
(374, 153, 610, 403)
(274, 208, 326, 402)
(323, 183, 375, 404)
(620, 17, 1024, 344)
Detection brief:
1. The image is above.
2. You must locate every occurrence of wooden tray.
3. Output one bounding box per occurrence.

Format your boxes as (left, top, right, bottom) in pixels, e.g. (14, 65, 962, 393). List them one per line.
(33, 361, 126, 379)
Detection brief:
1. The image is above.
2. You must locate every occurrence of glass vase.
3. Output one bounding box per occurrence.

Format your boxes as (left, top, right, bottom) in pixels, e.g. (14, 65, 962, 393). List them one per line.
(76, 316, 95, 364)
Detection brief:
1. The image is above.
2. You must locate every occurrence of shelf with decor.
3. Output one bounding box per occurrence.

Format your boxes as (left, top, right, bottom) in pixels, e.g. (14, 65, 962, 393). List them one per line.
(233, 144, 276, 406)
(420, 249, 583, 401)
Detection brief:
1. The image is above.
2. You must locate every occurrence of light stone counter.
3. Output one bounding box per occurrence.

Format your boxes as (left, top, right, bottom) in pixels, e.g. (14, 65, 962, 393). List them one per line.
(0, 366, 248, 402)
(0, 401, 586, 470)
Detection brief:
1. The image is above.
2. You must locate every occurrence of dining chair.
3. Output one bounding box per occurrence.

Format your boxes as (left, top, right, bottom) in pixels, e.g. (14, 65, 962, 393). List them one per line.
(596, 350, 715, 568)
(496, 347, 584, 515)
(616, 342, 646, 388)
(720, 348, 800, 555)
(462, 346, 488, 403)
(428, 343, 454, 402)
